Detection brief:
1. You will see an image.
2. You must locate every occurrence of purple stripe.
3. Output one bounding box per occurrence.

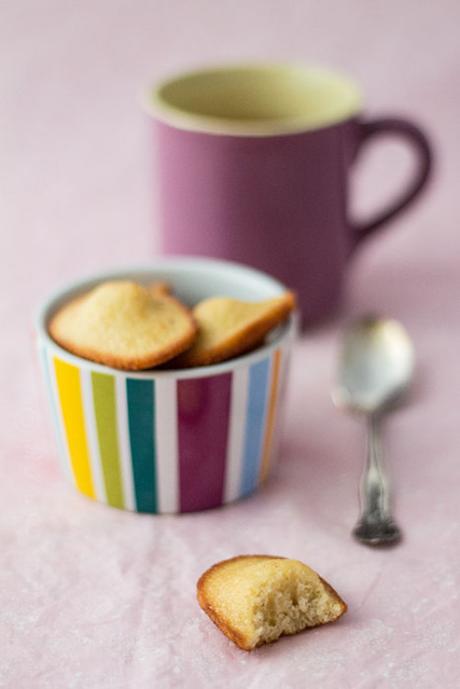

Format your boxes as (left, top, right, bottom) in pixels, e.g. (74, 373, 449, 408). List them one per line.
(178, 373, 232, 512)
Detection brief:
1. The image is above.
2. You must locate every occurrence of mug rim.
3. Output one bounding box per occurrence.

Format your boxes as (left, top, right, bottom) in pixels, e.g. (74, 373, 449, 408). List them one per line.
(144, 61, 362, 137)
(37, 256, 297, 380)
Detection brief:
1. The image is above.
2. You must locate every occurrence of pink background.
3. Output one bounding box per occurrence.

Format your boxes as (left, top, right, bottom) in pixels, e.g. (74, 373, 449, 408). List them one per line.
(1, 1, 460, 687)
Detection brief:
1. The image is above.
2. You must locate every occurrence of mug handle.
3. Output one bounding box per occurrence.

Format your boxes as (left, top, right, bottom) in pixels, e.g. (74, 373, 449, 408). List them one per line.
(352, 117, 433, 245)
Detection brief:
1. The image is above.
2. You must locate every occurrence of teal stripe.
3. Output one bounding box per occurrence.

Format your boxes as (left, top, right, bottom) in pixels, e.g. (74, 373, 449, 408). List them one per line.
(126, 378, 157, 512)
(240, 358, 270, 496)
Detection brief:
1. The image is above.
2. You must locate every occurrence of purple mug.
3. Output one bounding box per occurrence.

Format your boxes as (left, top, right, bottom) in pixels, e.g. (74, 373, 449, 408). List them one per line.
(147, 64, 432, 323)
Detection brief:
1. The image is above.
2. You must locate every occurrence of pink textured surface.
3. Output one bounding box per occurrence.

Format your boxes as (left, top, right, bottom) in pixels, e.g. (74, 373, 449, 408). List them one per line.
(1, 1, 460, 687)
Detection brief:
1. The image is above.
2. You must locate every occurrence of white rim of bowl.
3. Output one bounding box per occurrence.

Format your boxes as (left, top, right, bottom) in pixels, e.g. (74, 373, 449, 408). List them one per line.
(36, 257, 297, 380)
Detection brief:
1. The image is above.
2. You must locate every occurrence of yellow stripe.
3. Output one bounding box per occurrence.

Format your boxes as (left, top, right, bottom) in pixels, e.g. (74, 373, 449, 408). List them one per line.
(53, 358, 95, 498)
(259, 349, 282, 483)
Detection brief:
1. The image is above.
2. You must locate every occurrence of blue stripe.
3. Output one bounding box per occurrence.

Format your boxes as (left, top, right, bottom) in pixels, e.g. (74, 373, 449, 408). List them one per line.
(39, 346, 71, 480)
(126, 378, 157, 513)
(240, 358, 270, 496)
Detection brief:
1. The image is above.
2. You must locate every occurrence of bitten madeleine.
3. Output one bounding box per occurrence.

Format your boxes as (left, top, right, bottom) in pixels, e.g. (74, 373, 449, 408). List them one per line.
(49, 280, 197, 370)
(197, 555, 347, 651)
(171, 292, 295, 367)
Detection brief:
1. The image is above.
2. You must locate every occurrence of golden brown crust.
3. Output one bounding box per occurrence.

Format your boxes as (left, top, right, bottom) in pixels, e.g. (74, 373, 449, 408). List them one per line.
(197, 590, 252, 651)
(197, 556, 281, 651)
(174, 292, 296, 368)
(147, 281, 173, 297)
(49, 285, 197, 371)
(197, 555, 347, 651)
(197, 555, 283, 592)
(318, 576, 348, 619)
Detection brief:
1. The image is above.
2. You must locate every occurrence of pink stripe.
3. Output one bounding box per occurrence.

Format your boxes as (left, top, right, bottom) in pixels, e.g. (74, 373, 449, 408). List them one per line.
(178, 373, 232, 512)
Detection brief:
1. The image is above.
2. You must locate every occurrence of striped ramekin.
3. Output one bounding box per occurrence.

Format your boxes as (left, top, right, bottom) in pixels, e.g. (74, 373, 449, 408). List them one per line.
(37, 258, 296, 513)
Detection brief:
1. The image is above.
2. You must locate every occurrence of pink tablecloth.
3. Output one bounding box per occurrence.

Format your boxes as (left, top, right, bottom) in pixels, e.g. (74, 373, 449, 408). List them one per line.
(1, 2, 459, 687)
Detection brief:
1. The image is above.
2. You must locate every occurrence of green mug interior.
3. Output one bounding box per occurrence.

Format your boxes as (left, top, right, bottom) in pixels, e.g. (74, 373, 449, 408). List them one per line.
(150, 63, 362, 135)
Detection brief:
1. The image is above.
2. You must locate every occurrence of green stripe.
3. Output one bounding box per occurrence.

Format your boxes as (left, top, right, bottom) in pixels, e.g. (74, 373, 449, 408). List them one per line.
(91, 372, 124, 509)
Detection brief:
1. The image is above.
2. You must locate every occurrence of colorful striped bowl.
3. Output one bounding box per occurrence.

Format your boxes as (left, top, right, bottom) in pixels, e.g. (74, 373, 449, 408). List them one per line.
(37, 258, 296, 513)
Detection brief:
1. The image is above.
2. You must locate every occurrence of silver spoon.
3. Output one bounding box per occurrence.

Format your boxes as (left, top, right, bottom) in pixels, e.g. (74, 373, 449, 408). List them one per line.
(332, 316, 415, 546)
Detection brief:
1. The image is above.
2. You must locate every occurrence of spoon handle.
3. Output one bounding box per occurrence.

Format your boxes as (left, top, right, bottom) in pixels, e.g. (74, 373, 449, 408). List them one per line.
(353, 415, 402, 545)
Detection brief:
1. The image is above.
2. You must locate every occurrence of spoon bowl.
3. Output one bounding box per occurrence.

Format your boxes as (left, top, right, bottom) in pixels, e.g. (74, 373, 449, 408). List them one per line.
(334, 316, 415, 415)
